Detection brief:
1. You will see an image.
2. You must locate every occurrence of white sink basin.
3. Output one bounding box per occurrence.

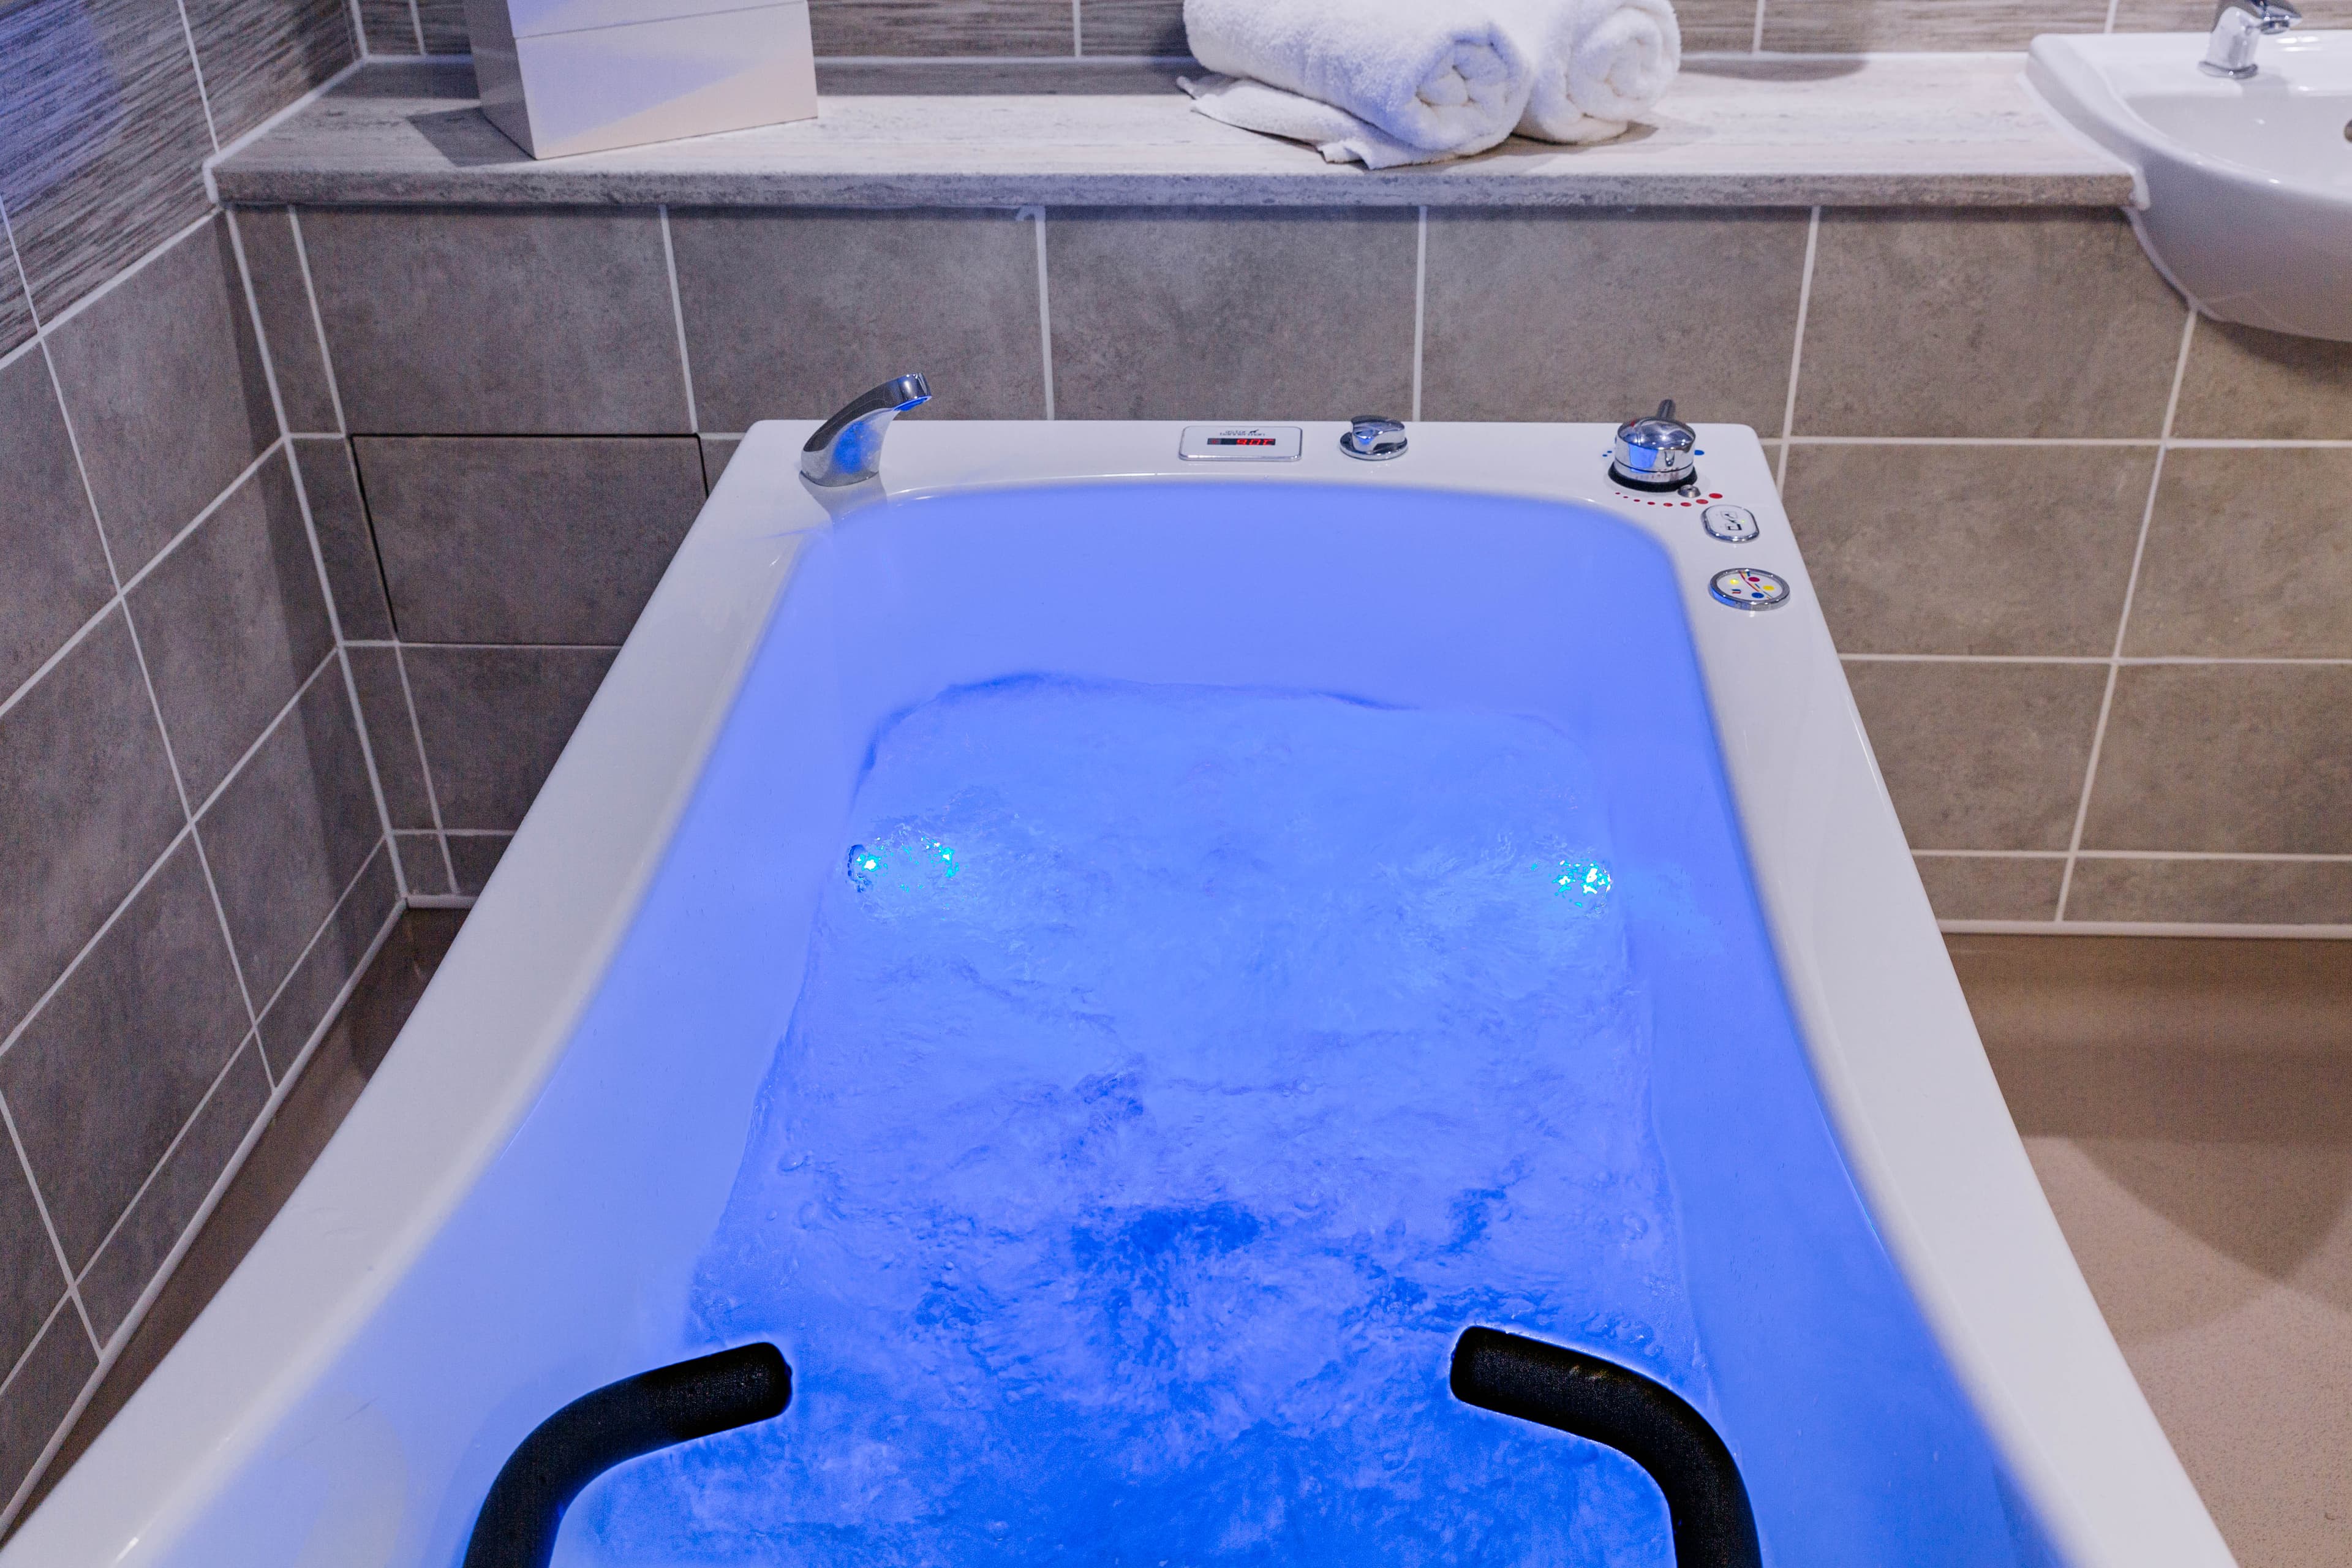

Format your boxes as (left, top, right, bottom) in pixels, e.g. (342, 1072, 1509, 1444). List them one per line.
(2030, 31, 2352, 340)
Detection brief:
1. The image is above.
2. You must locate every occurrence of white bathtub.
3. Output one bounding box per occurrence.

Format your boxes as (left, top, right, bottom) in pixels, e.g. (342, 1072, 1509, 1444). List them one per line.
(4, 421, 2230, 1568)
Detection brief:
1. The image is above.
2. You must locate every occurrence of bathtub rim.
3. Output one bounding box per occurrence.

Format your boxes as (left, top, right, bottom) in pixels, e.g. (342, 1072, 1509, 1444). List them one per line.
(1, 420, 2228, 1568)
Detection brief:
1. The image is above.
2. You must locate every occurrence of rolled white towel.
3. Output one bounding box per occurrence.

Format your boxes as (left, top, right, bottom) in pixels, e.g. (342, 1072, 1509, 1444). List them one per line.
(1509, 0, 1681, 145)
(1182, 0, 1536, 159)
(1181, 74, 1446, 170)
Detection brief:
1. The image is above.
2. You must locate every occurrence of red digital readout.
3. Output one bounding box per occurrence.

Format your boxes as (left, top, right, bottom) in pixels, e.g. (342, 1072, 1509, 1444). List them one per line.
(1208, 437, 1277, 447)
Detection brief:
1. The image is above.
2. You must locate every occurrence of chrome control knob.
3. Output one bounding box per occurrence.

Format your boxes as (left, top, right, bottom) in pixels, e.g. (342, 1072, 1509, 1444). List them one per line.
(1340, 415, 1408, 461)
(1610, 399, 1697, 491)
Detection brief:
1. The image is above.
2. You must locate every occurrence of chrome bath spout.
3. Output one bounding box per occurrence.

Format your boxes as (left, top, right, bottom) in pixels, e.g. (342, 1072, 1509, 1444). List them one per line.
(800, 373, 932, 487)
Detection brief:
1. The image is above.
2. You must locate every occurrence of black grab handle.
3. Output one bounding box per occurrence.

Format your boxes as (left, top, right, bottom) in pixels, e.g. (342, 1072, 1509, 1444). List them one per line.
(462, 1343, 791, 1568)
(1451, 1327, 1761, 1568)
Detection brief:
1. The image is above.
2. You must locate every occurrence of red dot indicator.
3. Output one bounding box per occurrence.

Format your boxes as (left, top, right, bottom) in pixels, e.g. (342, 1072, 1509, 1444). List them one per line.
(1709, 492, 1723, 500)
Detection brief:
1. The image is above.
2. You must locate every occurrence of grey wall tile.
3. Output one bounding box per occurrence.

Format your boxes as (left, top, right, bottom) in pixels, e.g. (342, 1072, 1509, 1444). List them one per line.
(448, 832, 511, 896)
(184, 0, 357, 146)
(0, 611, 183, 1043)
(810, 0, 1074, 55)
(416, 0, 469, 51)
(77, 1039, 268, 1343)
(1666, 0, 1762, 51)
(405, 647, 617, 829)
(1423, 209, 1806, 433)
(2065, 858, 2352, 925)
(255, 843, 398, 1076)
(0, 350, 113, 697)
(354, 437, 704, 644)
(1762, 0, 2104, 49)
(301, 207, 688, 435)
(2125, 448, 2352, 659)
(699, 435, 741, 491)
(0, 0, 215, 320)
(0, 228, 32, 356)
(129, 453, 335, 803)
(356, 0, 421, 53)
(1914, 855, 2064, 922)
(2114, 0, 2352, 24)
(396, 832, 451, 895)
(673, 209, 1046, 430)
(0, 1147, 65, 1398)
(233, 211, 340, 436)
(200, 670, 383, 1000)
(45, 218, 277, 578)
(1796, 210, 2185, 439)
(2171, 320, 2352, 440)
(2083, 665, 2352, 854)
(0, 839, 249, 1271)
(1049, 208, 1414, 420)
(1080, 0, 1185, 55)
(1784, 443, 2152, 657)
(347, 647, 434, 829)
(0, 1305, 96, 1509)
(1845, 659, 2108, 851)
(292, 437, 393, 641)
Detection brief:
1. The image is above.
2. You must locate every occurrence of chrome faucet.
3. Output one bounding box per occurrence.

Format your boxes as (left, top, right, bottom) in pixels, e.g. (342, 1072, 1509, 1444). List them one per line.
(2201, 0, 2299, 78)
(799, 373, 931, 487)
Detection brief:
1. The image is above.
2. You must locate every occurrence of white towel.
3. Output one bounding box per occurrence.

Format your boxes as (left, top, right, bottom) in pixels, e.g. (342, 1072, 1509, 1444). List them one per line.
(1182, 0, 1536, 160)
(1509, 0, 1681, 145)
(1180, 74, 1457, 169)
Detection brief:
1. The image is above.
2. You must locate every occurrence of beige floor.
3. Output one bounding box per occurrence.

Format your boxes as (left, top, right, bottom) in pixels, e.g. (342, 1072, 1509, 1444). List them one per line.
(9, 925, 2346, 1561)
(1954, 935, 2352, 1567)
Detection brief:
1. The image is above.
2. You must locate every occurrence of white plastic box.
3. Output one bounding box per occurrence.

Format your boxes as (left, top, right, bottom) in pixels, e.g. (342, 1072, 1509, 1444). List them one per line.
(463, 0, 817, 159)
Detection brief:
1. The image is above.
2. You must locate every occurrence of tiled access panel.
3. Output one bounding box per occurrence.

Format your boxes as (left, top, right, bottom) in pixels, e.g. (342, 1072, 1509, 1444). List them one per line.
(246, 200, 2352, 930)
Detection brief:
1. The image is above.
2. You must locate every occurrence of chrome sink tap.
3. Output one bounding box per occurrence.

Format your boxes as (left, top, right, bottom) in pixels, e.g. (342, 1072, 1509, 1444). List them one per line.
(2201, 0, 2300, 78)
(800, 372, 931, 487)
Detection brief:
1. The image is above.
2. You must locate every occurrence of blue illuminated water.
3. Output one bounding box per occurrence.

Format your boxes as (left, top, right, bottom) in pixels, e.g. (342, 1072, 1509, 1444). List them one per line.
(576, 676, 1706, 1565)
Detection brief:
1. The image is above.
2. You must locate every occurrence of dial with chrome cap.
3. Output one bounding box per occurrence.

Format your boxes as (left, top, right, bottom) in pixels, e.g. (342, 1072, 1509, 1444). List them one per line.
(1610, 399, 1697, 491)
(1340, 415, 1408, 461)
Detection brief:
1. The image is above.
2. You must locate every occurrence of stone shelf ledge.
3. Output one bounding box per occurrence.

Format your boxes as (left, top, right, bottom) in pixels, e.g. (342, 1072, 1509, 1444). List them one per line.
(213, 55, 2135, 209)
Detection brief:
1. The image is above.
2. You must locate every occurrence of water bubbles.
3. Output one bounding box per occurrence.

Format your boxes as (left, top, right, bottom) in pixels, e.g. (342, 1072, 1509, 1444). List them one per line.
(846, 830, 960, 893)
(1537, 856, 1613, 910)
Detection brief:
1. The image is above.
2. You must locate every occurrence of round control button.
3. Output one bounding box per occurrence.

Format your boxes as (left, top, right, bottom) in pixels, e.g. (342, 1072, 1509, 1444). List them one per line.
(1710, 567, 1791, 610)
(1702, 503, 1759, 543)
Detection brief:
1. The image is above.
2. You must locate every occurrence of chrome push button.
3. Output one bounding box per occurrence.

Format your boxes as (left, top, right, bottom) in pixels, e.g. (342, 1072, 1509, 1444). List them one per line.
(1702, 504, 1759, 543)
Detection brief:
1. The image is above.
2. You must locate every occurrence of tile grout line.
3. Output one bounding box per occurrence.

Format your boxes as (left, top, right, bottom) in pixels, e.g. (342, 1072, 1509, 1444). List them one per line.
(392, 644, 462, 894)
(1945, 918, 2352, 939)
(171, 0, 223, 154)
(1411, 207, 1427, 423)
(87, 895, 402, 1374)
(69, 1028, 262, 1313)
(0, 1294, 80, 1442)
(0, 896, 407, 1538)
(0, 824, 204, 1071)
(1750, 0, 1768, 60)
(12, 210, 214, 348)
(0, 1098, 100, 1360)
(203, 59, 368, 198)
(26, 240, 270, 1046)
(2056, 306, 2197, 921)
(179, 636, 339, 832)
(1024, 208, 1055, 420)
(1071, 0, 1082, 56)
(227, 211, 409, 909)
(407, 0, 427, 54)
(1776, 207, 1819, 490)
(346, 0, 372, 59)
(345, 638, 624, 652)
(658, 208, 700, 432)
(1918, 847, 2352, 863)
(285, 209, 350, 435)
